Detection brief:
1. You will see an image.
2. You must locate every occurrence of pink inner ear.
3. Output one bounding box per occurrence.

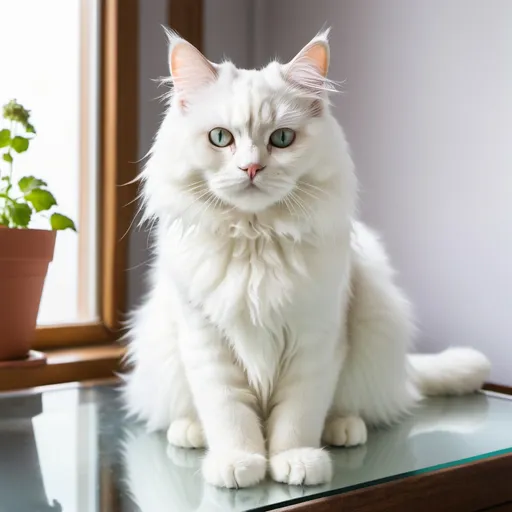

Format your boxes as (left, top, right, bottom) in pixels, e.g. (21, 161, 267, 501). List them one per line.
(303, 43, 329, 78)
(284, 39, 330, 97)
(170, 43, 193, 82)
(170, 42, 217, 99)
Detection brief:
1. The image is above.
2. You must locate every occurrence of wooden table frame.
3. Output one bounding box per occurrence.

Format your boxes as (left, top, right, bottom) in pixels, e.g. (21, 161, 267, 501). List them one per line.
(280, 451, 512, 512)
(279, 390, 512, 511)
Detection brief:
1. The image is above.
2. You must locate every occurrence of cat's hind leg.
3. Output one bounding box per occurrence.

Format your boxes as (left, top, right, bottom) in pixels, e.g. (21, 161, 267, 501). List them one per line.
(123, 294, 203, 445)
(322, 416, 367, 447)
(330, 223, 420, 428)
(167, 417, 205, 448)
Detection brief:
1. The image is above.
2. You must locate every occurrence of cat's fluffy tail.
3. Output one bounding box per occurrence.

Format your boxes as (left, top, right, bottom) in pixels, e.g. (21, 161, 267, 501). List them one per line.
(409, 347, 491, 396)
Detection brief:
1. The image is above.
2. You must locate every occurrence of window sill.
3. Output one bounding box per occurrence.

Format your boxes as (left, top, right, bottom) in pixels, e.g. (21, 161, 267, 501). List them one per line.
(0, 344, 126, 392)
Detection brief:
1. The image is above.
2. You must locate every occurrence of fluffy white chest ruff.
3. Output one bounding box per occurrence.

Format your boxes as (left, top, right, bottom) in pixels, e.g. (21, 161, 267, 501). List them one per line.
(164, 219, 311, 390)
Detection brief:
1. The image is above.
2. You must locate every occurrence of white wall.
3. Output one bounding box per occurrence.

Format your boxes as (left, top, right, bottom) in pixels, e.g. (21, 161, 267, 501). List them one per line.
(203, 0, 253, 66)
(267, 0, 512, 385)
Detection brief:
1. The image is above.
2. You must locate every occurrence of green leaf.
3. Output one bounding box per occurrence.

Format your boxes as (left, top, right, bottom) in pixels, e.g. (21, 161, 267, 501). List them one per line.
(25, 188, 57, 212)
(18, 176, 48, 193)
(7, 202, 31, 227)
(50, 213, 76, 231)
(0, 129, 10, 148)
(0, 213, 9, 226)
(26, 123, 36, 134)
(3, 153, 12, 163)
(11, 136, 29, 153)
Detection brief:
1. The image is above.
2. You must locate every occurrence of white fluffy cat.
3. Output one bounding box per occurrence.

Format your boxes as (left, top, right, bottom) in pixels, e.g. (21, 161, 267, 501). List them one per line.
(124, 29, 490, 489)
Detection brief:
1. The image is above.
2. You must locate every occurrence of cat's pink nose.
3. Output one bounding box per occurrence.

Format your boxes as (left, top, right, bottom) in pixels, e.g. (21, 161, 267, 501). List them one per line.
(240, 163, 265, 181)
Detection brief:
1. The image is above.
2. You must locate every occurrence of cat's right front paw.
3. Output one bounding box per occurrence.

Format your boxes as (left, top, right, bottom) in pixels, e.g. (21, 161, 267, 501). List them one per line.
(202, 450, 266, 488)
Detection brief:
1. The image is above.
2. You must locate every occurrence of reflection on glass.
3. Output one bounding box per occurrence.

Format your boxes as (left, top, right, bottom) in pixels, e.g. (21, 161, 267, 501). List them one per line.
(0, 386, 511, 512)
(0, 394, 62, 511)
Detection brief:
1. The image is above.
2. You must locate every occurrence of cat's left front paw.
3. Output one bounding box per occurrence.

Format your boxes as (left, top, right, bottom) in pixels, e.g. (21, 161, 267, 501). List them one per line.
(269, 448, 332, 486)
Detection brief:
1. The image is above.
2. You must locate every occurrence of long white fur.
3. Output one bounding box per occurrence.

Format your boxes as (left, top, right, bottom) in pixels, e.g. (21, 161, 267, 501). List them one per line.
(123, 29, 490, 488)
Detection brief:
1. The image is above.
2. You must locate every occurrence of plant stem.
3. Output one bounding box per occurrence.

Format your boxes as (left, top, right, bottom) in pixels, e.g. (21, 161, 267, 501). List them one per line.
(7, 120, 14, 185)
(0, 193, 16, 205)
(0, 121, 15, 221)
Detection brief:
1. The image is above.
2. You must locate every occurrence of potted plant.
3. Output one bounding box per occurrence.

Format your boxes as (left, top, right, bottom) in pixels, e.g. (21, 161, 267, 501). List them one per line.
(0, 99, 75, 362)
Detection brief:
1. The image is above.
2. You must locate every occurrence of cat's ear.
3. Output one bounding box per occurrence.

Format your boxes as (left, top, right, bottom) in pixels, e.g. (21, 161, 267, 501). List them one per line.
(283, 29, 331, 96)
(166, 30, 217, 109)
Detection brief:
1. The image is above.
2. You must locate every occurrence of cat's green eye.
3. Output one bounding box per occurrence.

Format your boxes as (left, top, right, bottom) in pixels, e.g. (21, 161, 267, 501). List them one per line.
(209, 127, 234, 148)
(269, 128, 296, 148)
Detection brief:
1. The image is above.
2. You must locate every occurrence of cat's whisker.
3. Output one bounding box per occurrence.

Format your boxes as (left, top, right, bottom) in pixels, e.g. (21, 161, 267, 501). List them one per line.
(221, 203, 237, 216)
(212, 195, 222, 212)
(294, 186, 321, 202)
(292, 199, 307, 220)
(124, 192, 145, 208)
(184, 183, 208, 194)
(284, 195, 299, 218)
(180, 189, 213, 218)
(197, 192, 218, 224)
(120, 199, 147, 241)
(280, 195, 289, 212)
(298, 180, 331, 197)
(183, 179, 207, 188)
(279, 196, 289, 215)
(289, 191, 313, 222)
(146, 217, 158, 247)
(197, 190, 215, 211)
(183, 184, 205, 193)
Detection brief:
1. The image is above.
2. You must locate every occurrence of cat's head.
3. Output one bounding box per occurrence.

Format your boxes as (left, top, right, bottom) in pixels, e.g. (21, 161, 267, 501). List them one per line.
(145, 29, 353, 221)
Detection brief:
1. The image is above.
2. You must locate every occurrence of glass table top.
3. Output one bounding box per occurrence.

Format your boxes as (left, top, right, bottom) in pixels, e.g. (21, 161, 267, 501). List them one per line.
(0, 383, 511, 512)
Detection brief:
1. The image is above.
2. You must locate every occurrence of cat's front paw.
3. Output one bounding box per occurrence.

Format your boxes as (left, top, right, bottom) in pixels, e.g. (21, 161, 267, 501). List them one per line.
(269, 448, 332, 486)
(167, 418, 206, 448)
(322, 416, 367, 447)
(202, 450, 266, 488)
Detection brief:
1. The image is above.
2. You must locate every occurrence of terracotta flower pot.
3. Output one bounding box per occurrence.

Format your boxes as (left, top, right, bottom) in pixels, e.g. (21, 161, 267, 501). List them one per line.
(0, 228, 56, 361)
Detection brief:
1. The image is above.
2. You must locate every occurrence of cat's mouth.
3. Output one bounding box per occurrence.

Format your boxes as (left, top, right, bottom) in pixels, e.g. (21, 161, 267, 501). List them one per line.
(239, 180, 263, 192)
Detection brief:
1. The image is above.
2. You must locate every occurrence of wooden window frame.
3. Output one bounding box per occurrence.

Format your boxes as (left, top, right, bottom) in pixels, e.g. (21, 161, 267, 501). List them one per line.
(169, 0, 203, 51)
(33, 0, 139, 351)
